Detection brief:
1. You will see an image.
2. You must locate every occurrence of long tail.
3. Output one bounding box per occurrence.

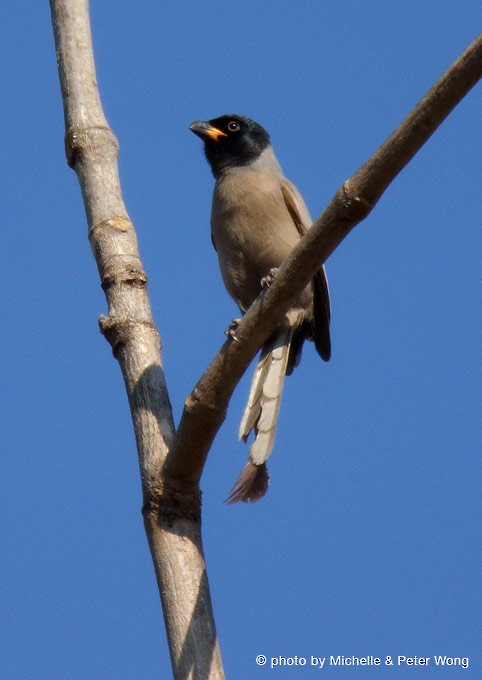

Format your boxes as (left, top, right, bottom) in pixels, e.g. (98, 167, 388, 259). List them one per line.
(226, 326, 293, 504)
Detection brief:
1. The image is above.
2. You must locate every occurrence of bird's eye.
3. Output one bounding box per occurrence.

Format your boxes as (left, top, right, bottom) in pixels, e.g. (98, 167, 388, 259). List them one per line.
(227, 121, 241, 132)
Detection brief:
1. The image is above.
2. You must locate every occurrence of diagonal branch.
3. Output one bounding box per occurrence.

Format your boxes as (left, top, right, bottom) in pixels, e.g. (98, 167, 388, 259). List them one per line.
(49, 2, 480, 674)
(167, 33, 482, 489)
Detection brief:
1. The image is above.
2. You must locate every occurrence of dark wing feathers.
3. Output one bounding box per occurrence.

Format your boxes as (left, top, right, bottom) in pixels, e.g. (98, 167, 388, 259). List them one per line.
(280, 179, 331, 362)
(313, 269, 331, 360)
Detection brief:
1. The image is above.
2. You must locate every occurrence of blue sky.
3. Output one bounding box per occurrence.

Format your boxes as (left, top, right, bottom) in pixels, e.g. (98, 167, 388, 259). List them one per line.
(1, 3, 480, 679)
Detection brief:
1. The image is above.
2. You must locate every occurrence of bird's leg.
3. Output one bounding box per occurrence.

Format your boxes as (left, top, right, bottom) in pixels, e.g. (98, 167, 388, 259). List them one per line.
(261, 267, 279, 289)
(225, 318, 242, 342)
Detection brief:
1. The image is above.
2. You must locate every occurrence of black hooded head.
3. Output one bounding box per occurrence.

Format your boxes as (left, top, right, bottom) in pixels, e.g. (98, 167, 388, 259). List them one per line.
(189, 114, 271, 177)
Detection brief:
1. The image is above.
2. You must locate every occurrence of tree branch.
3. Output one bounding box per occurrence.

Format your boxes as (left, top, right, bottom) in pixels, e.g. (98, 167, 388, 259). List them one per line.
(49, 1, 481, 673)
(49, 1, 224, 678)
(167, 33, 482, 489)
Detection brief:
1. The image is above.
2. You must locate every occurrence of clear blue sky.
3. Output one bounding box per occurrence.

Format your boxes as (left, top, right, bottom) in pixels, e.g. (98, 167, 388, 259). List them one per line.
(1, 3, 480, 679)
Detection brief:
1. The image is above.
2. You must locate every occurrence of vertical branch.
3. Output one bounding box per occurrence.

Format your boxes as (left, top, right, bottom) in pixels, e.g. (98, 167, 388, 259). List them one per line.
(48, 1, 481, 675)
(49, 1, 224, 678)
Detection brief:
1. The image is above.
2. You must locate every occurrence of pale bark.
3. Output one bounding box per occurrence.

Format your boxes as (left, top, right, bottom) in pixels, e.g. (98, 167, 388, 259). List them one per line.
(49, 1, 482, 677)
(50, 1, 223, 678)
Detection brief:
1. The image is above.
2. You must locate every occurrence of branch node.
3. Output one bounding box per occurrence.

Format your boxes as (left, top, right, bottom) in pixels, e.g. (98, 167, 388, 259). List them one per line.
(88, 215, 132, 239)
(100, 266, 148, 291)
(185, 388, 219, 415)
(341, 181, 374, 219)
(143, 484, 202, 526)
(99, 316, 159, 356)
(64, 125, 119, 168)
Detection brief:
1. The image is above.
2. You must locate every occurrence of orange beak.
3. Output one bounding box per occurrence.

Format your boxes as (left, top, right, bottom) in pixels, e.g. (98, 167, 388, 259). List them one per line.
(189, 121, 228, 142)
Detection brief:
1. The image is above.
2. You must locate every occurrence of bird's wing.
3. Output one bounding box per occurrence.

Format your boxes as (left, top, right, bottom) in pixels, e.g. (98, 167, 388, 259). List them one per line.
(280, 179, 331, 361)
(280, 178, 312, 237)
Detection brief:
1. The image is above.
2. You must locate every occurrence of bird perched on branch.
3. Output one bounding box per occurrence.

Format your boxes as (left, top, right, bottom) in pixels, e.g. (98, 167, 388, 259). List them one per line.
(189, 114, 331, 503)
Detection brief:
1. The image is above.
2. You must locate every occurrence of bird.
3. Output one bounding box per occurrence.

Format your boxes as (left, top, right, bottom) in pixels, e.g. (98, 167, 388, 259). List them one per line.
(189, 114, 331, 503)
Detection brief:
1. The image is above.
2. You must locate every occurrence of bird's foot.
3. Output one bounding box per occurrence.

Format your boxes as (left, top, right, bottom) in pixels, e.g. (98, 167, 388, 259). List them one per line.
(261, 267, 279, 289)
(225, 318, 241, 342)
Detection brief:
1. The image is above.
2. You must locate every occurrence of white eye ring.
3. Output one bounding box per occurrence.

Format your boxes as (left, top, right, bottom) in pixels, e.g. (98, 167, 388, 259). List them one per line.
(227, 121, 241, 132)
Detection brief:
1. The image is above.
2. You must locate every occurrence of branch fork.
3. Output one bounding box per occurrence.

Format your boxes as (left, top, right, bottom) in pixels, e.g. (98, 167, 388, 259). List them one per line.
(48, 3, 482, 674)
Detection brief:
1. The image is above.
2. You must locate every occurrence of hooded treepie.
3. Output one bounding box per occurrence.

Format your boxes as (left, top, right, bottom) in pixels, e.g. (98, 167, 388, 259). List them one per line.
(189, 114, 331, 503)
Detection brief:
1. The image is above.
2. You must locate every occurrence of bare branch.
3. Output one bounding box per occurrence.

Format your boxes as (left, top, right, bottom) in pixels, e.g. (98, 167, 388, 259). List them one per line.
(168, 33, 482, 488)
(49, 1, 224, 677)
(49, 0, 480, 672)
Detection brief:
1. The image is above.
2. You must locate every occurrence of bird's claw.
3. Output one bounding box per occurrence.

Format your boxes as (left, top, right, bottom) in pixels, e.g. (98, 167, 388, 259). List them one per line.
(225, 318, 241, 342)
(261, 267, 279, 289)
